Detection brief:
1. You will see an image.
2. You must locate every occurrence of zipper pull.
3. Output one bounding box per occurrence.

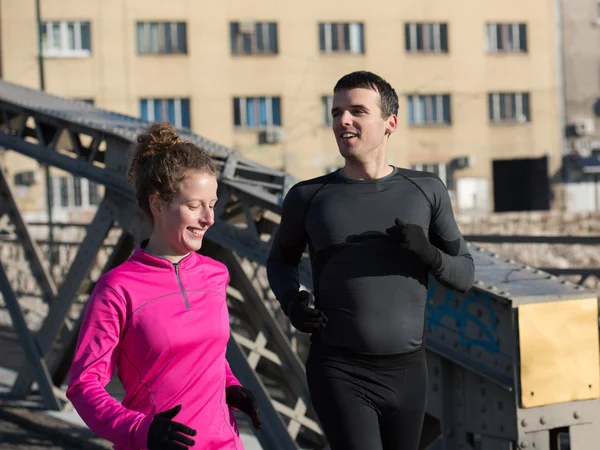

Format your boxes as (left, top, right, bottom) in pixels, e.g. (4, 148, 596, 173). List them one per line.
(173, 262, 179, 274)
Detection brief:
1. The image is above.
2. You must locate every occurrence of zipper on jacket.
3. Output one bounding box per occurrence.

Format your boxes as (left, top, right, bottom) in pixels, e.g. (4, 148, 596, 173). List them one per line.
(173, 262, 190, 310)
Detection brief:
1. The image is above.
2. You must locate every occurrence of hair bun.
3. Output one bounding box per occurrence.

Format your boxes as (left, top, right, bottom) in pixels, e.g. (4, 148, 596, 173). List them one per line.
(137, 122, 182, 157)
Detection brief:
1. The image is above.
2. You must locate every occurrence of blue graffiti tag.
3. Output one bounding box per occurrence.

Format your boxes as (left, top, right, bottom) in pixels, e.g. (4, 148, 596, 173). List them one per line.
(426, 277, 500, 354)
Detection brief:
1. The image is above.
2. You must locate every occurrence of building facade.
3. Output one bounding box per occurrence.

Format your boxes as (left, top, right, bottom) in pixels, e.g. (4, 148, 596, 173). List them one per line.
(0, 0, 563, 215)
(562, 0, 600, 155)
(560, 0, 600, 211)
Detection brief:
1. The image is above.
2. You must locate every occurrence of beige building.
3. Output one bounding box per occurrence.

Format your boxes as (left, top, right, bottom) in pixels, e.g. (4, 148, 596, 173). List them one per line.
(0, 0, 564, 216)
(559, 0, 600, 211)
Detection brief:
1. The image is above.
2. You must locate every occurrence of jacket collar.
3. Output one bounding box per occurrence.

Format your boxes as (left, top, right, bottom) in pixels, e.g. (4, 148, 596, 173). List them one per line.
(130, 239, 197, 270)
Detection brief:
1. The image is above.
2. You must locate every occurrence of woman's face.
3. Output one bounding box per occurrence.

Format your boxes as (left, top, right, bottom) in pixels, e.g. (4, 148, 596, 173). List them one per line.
(150, 171, 218, 255)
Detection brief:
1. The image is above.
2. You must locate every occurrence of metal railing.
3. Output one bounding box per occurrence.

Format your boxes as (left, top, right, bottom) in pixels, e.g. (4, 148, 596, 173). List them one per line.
(464, 234, 600, 286)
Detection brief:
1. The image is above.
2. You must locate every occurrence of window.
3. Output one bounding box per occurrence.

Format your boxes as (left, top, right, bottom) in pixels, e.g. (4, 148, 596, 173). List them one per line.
(230, 22, 278, 54)
(488, 92, 530, 123)
(411, 162, 454, 191)
(319, 23, 364, 54)
(41, 21, 91, 57)
(136, 22, 187, 54)
(485, 23, 527, 52)
(140, 98, 191, 128)
(407, 94, 451, 125)
(51, 176, 102, 209)
(321, 96, 333, 125)
(405, 23, 448, 53)
(89, 181, 100, 205)
(233, 97, 281, 128)
(59, 177, 69, 207)
(73, 177, 82, 206)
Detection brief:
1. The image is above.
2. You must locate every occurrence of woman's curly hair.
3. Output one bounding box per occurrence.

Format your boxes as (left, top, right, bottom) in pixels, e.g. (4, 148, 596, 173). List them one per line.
(127, 122, 218, 217)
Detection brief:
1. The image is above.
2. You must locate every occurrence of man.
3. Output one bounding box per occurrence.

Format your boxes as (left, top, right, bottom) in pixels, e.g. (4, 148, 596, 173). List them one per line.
(266, 71, 474, 450)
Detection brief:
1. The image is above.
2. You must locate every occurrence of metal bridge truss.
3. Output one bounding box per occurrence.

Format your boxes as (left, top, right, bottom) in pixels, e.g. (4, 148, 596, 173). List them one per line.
(1, 80, 600, 450)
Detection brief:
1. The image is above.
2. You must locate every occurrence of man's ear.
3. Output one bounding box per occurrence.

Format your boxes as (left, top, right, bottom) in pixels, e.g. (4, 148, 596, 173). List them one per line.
(148, 193, 162, 218)
(386, 114, 398, 136)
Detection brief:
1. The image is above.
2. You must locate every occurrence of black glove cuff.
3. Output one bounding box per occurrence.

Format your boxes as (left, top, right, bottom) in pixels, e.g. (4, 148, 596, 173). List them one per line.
(282, 290, 302, 317)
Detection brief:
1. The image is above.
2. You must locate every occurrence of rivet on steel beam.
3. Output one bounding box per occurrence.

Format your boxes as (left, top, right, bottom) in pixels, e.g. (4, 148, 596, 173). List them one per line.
(520, 441, 528, 448)
(574, 412, 580, 419)
(521, 419, 527, 427)
(540, 417, 546, 425)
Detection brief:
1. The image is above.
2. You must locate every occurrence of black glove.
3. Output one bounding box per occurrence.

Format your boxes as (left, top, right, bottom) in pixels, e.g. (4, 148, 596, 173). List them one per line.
(385, 219, 440, 268)
(147, 404, 196, 449)
(226, 385, 262, 430)
(285, 290, 327, 333)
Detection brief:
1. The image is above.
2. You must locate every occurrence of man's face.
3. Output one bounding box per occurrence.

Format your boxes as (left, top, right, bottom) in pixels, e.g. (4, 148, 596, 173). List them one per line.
(331, 87, 397, 162)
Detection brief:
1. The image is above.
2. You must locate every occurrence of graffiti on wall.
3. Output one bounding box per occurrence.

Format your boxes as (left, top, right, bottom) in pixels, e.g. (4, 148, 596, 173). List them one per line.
(426, 278, 501, 355)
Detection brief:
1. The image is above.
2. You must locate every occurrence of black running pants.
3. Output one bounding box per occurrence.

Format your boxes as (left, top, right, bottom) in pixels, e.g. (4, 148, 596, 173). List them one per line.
(306, 343, 427, 450)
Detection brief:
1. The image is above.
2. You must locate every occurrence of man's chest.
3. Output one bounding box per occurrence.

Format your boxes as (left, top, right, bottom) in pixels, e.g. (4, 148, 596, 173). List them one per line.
(304, 185, 432, 248)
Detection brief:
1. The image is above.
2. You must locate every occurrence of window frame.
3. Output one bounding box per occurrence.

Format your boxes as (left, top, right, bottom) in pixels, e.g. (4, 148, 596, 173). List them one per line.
(407, 94, 452, 126)
(139, 98, 191, 128)
(488, 92, 531, 123)
(230, 21, 278, 55)
(405, 22, 449, 53)
(233, 96, 282, 129)
(41, 20, 91, 58)
(485, 23, 528, 53)
(50, 176, 100, 210)
(321, 95, 333, 126)
(318, 22, 365, 54)
(136, 22, 188, 55)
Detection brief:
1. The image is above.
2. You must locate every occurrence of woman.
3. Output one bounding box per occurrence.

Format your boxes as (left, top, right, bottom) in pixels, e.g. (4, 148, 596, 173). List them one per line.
(67, 122, 261, 449)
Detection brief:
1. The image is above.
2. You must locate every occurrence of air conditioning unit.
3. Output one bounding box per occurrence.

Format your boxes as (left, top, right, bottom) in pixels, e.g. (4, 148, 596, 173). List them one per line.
(574, 119, 595, 136)
(14, 170, 41, 186)
(239, 21, 255, 34)
(451, 155, 476, 170)
(258, 127, 285, 145)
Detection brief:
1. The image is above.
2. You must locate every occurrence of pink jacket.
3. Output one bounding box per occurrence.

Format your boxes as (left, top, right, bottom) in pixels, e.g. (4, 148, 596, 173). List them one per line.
(66, 245, 245, 450)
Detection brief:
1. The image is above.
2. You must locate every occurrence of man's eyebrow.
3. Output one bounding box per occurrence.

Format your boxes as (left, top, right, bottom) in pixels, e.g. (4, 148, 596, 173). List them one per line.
(331, 104, 370, 113)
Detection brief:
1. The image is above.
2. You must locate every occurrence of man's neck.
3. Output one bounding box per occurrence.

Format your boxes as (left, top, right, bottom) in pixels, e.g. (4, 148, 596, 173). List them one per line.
(341, 160, 394, 180)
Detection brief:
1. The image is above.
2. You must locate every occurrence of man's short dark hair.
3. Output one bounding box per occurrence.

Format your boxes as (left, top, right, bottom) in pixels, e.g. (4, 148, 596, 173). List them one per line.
(333, 71, 399, 118)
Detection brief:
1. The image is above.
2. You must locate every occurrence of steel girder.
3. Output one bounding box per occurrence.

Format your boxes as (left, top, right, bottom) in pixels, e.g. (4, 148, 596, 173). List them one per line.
(0, 166, 60, 410)
(0, 80, 600, 450)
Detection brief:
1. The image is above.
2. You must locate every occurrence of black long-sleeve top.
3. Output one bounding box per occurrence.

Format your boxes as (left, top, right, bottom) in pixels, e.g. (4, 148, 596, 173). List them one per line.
(266, 167, 475, 354)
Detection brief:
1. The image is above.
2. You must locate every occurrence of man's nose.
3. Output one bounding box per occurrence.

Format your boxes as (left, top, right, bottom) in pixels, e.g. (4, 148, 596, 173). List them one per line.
(339, 110, 353, 126)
